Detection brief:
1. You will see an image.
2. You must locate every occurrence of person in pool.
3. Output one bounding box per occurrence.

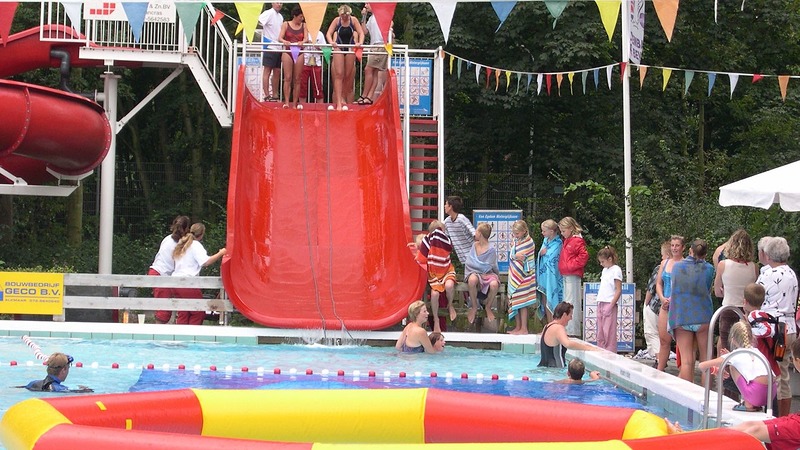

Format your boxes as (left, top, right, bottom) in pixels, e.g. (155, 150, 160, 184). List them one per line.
(429, 332, 446, 352)
(395, 301, 441, 353)
(555, 358, 601, 384)
(24, 352, 93, 393)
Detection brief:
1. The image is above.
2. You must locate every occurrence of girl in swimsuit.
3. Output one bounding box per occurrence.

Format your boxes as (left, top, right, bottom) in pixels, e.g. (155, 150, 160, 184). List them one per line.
(325, 5, 364, 110)
(278, 6, 308, 109)
(655, 235, 684, 371)
(395, 301, 440, 353)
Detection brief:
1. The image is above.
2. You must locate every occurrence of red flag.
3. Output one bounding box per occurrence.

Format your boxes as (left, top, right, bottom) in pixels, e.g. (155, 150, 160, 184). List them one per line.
(210, 9, 225, 26)
(368, 2, 396, 45)
(546, 74, 552, 95)
(354, 46, 363, 63)
(752, 74, 763, 83)
(620, 62, 627, 81)
(485, 68, 492, 89)
(0, 2, 19, 46)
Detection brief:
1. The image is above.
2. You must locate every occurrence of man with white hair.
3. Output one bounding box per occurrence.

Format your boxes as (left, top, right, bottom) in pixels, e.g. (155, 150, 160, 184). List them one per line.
(756, 236, 798, 417)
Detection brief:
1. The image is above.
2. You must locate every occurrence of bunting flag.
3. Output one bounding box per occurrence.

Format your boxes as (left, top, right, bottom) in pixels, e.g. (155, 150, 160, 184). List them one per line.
(595, 0, 621, 42)
(485, 68, 492, 89)
(620, 61, 627, 81)
(354, 46, 363, 62)
(430, 0, 457, 44)
(779, 75, 789, 101)
(546, 74, 552, 95)
(606, 65, 613, 89)
(708, 72, 716, 96)
(516, 73, 521, 93)
(536, 73, 543, 95)
(457, 58, 462, 78)
(527, 73, 532, 92)
(639, 66, 647, 89)
(491, 1, 517, 32)
(662, 68, 672, 91)
(568, 72, 575, 95)
(684, 70, 694, 96)
(582, 70, 588, 94)
(299, 3, 327, 41)
(321, 45, 332, 64)
(0, 2, 18, 45)
(384, 43, 393, 56)
(729, 73, 739, 98)
(494, 68, 500, 91)
(475, 64, 481, 84)
(752, 74, 763, 83)
(175, 2, 204, 42)
(556, 73, 563, 96)
(544, 0, 569, 28)
(61, 1, 83, 34)
(506, 70, 512, 92)
(652, 0, 679, 42)
(370, 2, 396, 48)
(594, 68, 600, 90)
(234, 2, 262, 44)
(449, 54, 454, 74)
(210, 7, 224, 26)
(122, 2, 149, 43)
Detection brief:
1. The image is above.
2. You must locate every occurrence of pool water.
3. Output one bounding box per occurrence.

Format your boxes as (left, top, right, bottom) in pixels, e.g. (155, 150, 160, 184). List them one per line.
(0, 335, 682, 448)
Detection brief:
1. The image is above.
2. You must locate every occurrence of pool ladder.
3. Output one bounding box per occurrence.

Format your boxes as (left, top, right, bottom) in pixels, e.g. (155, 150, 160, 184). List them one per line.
(701, 305, 774, 428)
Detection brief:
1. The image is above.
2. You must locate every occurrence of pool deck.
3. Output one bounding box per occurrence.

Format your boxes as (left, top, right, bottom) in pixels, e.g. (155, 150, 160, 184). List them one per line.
(0, 319, 779, 428)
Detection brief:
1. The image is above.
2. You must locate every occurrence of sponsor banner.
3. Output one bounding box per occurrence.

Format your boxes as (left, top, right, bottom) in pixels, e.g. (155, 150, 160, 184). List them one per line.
(0, 272, 64, 315)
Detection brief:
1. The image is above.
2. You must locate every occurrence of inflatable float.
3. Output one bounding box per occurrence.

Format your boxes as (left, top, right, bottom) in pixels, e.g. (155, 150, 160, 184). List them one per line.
(0, 388, 762, 450)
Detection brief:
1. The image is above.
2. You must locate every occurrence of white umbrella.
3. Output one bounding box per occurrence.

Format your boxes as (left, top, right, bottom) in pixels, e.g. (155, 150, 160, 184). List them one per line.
(718, 160, 800, 211)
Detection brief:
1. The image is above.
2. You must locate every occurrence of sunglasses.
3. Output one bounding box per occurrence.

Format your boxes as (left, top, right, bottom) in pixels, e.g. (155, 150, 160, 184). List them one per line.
(52, 354, 74, 369)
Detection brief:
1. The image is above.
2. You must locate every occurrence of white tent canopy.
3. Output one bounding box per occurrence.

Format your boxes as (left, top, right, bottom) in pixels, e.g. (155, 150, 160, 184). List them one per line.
(718, 160, 800, 211)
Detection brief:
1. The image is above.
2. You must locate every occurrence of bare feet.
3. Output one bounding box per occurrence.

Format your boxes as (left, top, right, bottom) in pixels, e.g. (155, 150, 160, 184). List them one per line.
(486, 310, 496, 323)
(448, 306, 457, 321)
(467, 308, 477, 324)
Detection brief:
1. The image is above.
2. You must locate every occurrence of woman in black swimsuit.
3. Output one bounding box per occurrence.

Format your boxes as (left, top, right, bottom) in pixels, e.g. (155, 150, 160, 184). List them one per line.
(325, 5, 364, 110)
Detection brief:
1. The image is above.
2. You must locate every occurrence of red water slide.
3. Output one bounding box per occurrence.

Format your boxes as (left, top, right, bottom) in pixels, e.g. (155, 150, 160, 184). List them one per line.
(0, 26, 111, 185)
(222, 67, 426, 330)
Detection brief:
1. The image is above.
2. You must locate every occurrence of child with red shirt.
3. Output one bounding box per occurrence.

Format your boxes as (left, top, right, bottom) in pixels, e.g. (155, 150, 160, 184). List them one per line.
(557, 217, 589, 337)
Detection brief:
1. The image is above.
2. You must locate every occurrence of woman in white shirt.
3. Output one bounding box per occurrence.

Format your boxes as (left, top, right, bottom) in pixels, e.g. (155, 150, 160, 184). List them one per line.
(172, 223, 226, 325)
(149, 215, 190, 324)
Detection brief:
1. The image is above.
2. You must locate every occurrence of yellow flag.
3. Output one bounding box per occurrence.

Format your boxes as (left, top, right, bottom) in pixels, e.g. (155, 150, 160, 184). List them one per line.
(595, 0, 620, 42)
(385, 43, 393, 57)
(639, 66, 648, 89)
(235, 2, 263, 44)
(568, 72, 574, 95)
(505, 71, 512, 91)
(449, 54, 454, 75)
(662, 68, 672, 91)
(779, 75, 790, 102)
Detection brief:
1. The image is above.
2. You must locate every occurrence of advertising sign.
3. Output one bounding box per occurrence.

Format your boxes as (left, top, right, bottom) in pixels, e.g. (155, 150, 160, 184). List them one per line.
(390, 57, 432, 116)
(85, 1, 176, 23)
(472, 210, 523, 274)
(0, 272, 65, 315)
(629, 0, 645, 64)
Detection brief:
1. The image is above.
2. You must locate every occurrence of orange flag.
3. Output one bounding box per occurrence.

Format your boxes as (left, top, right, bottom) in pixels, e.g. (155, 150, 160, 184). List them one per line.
(485, 68, 492, 89)
(639, 66, 648, 89)
(354, 46, 363, 62)
(556, 73, 563, 96)
(778, 75, 790, 102)
(210, 9, 225, 26)
(300, 3, 328, 41)
(652, 0, 679, 42)
(494, 69, 501, 91)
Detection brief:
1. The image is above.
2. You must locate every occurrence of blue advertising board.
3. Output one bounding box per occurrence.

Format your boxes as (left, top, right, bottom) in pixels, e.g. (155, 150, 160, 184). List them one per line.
(472, 210, 523, 274)
(583, 282, 636, 353)
(390, 57, 432, 116)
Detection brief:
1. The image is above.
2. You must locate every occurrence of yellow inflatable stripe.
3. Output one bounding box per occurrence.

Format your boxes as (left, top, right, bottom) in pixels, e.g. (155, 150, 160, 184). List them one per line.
(621, 410, 668, 440)
(194, 389, 427, 443)
(95, 401, 106, 411)
(311, 441, 634, 449)
(0, 399, 71, 450)
(126, 419, 132, 430)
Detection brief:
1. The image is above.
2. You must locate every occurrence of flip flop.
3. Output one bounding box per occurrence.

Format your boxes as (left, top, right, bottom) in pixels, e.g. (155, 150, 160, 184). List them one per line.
(360, 97, 373, 105)
(733, 404, 760, 412)
(355, 96, 366, 104)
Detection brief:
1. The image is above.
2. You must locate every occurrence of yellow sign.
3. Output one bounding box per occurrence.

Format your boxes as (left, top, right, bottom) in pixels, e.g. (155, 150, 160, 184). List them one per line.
(0, 272, 64, 315)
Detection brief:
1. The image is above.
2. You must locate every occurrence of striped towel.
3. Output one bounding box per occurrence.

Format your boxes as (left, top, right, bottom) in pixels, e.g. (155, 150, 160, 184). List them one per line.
(508, 234, 538, 319)
(421, 229, 456, 292)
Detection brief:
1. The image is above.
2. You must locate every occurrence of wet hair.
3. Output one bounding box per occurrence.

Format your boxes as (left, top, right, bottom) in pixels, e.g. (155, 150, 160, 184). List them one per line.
(291, 6, 302, 17)
(553, 302, 574, 319)
(559, 217, 583, 235)
(541, 219, 558, 232)
(408, 300, 425, 322)
(727, 229, 754, 262)
(174, 223, 205, 259)
(511, 220, 529, 237)
(428, 220, 444, 232)
(690, 239, 708, 259)
(170, 216, 191, 242)
(743, 283, 766, 309)
(567, 358, 586, 380)
(429, 332, 444, 346)
(476, 222, 492, 240)
(728, 321, 753, 350)
(445, 196, 463, 213)
(337, 4, 352, 15)
(597, 246, 618, 265)
(763, 237, 790, 263)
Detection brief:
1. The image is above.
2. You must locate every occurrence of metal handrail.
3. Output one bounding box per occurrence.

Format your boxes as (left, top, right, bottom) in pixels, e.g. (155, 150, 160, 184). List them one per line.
(701, 305, 746, 427)
(706, 348, 774, 428)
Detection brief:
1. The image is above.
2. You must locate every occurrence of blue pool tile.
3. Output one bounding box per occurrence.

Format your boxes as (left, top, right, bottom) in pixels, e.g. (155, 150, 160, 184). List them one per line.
(215, 335, 237, 344)
(28, 330, 51, 338)
(235, 336, 258, 345)
(502, 343, 524, 354)
(50, 331, 71, 338)
(153, 334, 174, 341)
(70, 332, 92, 339)
(9, 330, 30, 337)
(112, 334, 134, 340)
(522, 344, 538, 354)
(92, 333, 113, 340)
(173, 335, 196, 343)
(132, 334, 154, 341)
(0, 329, 8, 336)
(194, 335, 215, 342)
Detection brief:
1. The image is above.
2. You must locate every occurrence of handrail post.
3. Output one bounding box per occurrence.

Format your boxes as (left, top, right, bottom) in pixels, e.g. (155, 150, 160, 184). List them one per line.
(702, 305, 746, 428)
(709, 348, 774, 427)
